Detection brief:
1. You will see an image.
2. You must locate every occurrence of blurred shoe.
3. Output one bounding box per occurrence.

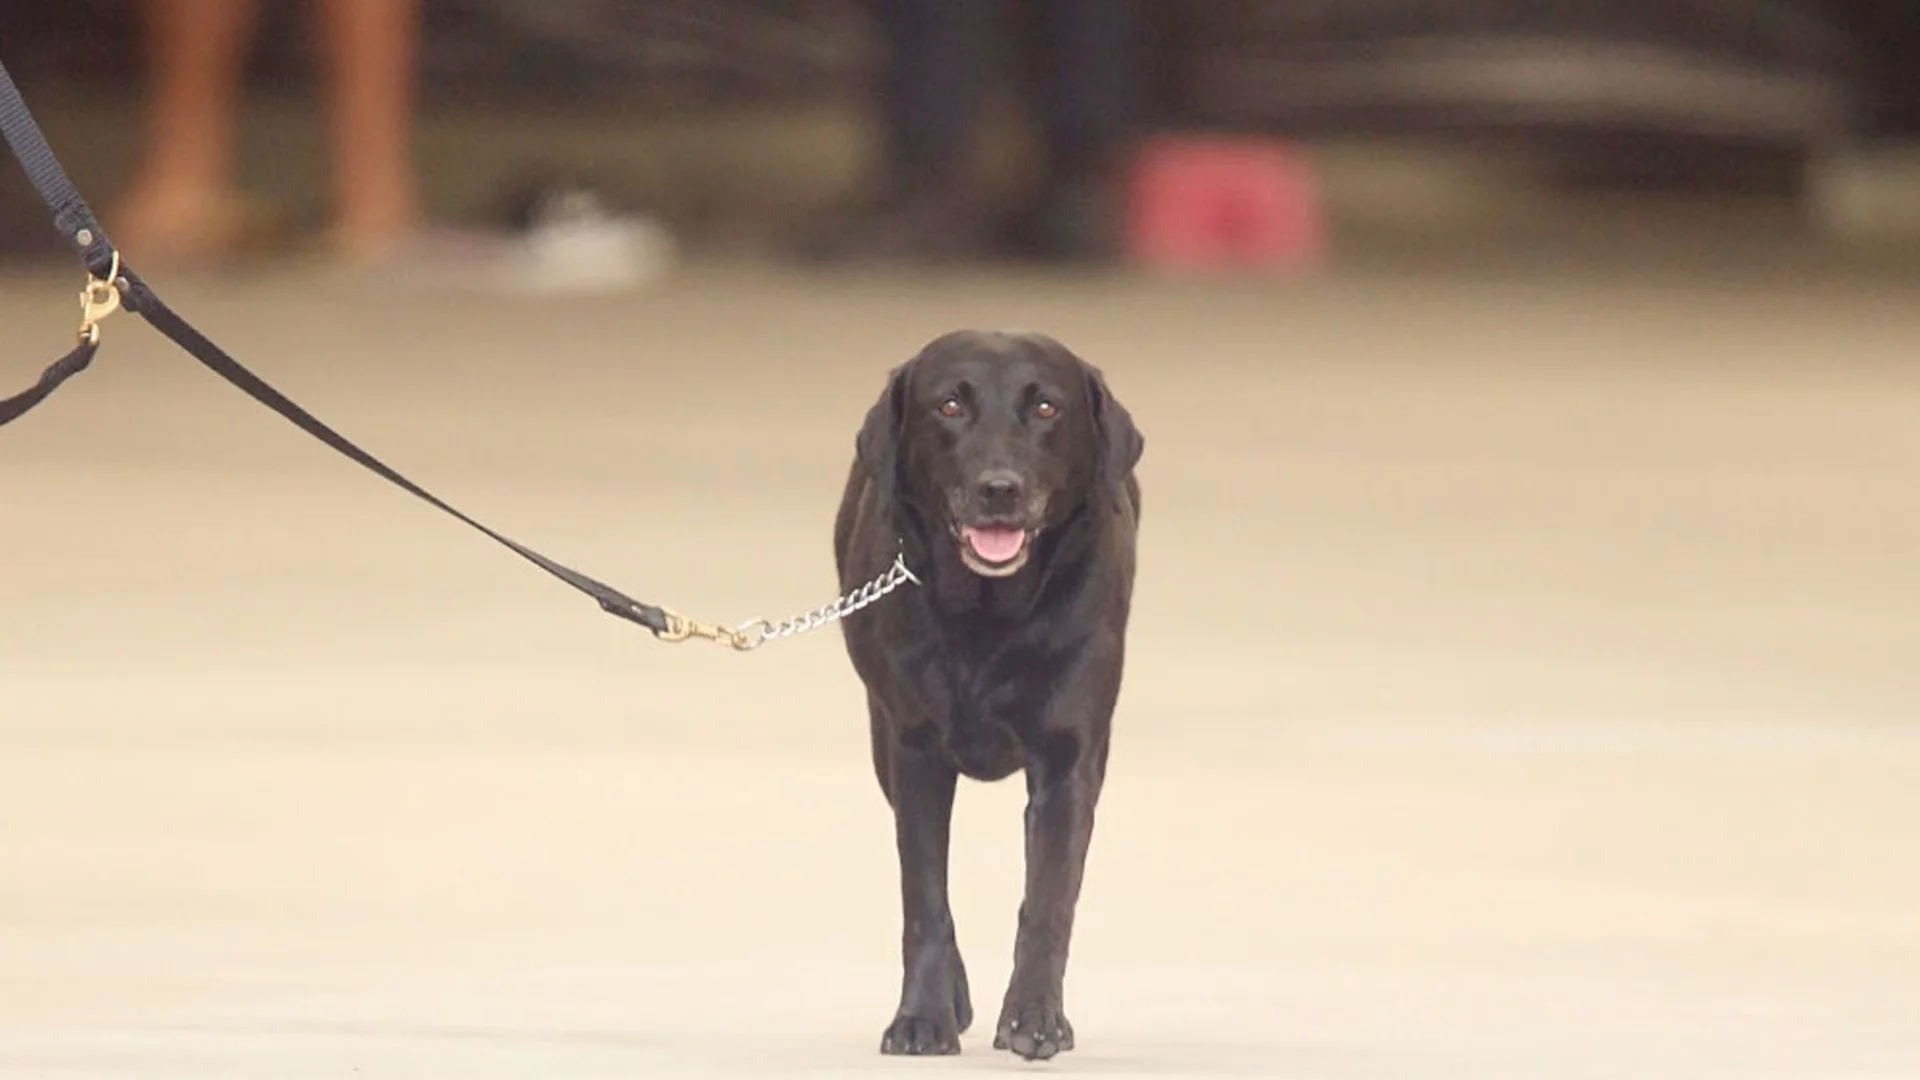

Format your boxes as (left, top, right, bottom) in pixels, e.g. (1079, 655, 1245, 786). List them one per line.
(332, 179, 675, 294)
(790, 189, 991, 266)
(1002, 175, 1126, 265)
(494, 179, 676, 294)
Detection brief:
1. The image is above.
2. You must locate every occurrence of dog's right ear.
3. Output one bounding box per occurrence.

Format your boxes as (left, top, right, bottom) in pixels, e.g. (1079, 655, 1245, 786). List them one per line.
(855, 362, 909, 518)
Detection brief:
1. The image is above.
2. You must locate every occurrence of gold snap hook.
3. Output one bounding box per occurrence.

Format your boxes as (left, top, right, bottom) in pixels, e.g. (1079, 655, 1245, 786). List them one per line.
(78, 249, 122, 343)
(653, 605, 760, 651)
(654, 607, 696, 643)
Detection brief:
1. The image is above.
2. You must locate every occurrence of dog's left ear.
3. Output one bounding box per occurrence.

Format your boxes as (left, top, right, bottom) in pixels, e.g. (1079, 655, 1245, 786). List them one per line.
(856, 361, 909, 517)
(1085, 362, 1143, 488)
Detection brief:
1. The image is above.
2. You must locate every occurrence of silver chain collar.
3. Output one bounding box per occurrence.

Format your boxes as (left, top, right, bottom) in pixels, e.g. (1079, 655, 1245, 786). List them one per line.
(655, 548, 920, 652)
(735, 551, 920, 650)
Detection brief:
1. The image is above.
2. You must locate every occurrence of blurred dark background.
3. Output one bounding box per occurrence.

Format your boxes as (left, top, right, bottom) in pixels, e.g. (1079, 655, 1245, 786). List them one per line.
(4, 0, 1919, 268)
(7, 0, 1919, 132)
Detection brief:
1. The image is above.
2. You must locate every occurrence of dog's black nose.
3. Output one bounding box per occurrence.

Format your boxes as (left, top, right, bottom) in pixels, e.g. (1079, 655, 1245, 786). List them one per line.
(977, 470, 1024, 507)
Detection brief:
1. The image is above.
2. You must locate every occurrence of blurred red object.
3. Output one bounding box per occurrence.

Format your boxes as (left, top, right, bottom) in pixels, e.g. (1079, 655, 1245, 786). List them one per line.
(1126, 136, 1324, 273)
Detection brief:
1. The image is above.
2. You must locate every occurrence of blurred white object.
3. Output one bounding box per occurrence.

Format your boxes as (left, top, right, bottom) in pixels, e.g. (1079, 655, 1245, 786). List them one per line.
(379, 181, 677, 294)
(1808, 143, 1920, 247)
(500, 182, 677, 294)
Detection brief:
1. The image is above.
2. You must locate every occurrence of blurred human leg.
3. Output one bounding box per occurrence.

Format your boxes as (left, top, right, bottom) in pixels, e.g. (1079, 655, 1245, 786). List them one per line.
(110, 0, 260, 263)
(877, 0, 996, 200)
(1012, 0, 1145, 261)
(316, 0, 421, 260)
(798, 0, 1002, 262)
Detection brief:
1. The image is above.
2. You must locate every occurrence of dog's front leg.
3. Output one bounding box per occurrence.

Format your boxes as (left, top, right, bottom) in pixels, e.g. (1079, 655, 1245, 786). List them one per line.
(880, 735, 972, 1055)
(996, 735, 1106, 1061)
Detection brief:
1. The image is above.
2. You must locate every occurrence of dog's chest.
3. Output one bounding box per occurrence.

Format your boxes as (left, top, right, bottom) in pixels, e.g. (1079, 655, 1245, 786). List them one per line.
(940, 660, 1036, 733)
(918, 647, 1050, 780)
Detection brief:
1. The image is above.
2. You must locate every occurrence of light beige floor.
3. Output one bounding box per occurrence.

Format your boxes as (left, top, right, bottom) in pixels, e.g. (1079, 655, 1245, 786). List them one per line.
(2, 260, 1916, 1078)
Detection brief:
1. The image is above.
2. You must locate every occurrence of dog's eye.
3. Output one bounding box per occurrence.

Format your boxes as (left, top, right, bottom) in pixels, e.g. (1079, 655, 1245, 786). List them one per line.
(938, 396, 964, 418)
(1034, 399, 1059, 420)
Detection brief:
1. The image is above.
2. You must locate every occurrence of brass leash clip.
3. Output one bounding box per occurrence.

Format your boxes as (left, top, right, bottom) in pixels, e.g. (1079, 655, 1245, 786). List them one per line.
(654, 606, 766, 652)
(78, 249, 122, 345)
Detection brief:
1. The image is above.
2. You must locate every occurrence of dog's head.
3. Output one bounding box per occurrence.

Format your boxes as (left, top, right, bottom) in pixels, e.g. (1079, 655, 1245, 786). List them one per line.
(856, 330, 1142, 578)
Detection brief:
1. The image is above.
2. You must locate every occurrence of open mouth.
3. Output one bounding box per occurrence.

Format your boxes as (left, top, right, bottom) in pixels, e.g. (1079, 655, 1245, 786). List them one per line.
(954, 523, 1033, 578)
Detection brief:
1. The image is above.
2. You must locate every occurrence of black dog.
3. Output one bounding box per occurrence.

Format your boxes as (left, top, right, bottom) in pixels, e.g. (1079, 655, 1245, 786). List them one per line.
(834, 329, 1143, 1060)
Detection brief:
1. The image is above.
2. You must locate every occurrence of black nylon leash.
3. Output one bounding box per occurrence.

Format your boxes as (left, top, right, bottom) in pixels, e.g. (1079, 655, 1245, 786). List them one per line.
(1, 58, 692, 641)
(0, 337, 96, 426)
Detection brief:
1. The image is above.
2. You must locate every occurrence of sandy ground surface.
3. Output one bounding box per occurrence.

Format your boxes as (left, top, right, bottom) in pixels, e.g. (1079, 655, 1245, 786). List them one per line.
(2, 260, 1917, 1078)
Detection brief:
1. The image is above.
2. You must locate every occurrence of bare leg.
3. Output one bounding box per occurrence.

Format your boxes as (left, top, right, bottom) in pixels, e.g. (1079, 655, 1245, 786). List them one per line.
(316, 0, 421, 259)
(111, 0, 259, 262)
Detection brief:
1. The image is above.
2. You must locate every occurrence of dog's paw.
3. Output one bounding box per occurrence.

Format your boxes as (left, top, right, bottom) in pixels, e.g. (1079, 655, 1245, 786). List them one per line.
(880, 1012, 962, 1056)
(993, 1000, 1074, 1061)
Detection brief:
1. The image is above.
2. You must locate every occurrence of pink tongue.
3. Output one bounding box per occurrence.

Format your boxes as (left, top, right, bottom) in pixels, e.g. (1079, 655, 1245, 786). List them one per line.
(963, 526, 1027, 563)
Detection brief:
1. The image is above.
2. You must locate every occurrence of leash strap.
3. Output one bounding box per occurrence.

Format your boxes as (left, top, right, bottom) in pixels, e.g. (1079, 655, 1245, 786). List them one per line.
(0, 59, 111, 274)
(0, 337, 97, 426)
(0, 58, 674, 636)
